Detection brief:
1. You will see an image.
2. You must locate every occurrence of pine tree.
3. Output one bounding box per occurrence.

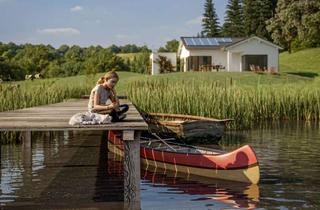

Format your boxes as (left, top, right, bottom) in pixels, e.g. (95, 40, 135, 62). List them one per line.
(222, 0, 245, 37)
(201, 0, 221, 37)
(243, 0, 275, 39)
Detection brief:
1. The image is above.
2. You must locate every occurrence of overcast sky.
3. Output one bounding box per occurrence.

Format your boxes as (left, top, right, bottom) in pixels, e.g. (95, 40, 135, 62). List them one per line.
(0, 0, 228, 50)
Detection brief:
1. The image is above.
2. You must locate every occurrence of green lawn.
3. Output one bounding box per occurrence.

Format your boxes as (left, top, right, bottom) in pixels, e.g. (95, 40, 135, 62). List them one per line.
(280, 48, 320, 78)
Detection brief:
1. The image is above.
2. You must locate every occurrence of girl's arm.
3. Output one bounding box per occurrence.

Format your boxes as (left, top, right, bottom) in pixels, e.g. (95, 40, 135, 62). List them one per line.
(93, 91, 114, 111)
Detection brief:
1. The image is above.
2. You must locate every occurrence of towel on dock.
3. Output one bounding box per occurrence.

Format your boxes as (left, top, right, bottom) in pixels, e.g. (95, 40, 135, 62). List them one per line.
(69, 112, 112, 125)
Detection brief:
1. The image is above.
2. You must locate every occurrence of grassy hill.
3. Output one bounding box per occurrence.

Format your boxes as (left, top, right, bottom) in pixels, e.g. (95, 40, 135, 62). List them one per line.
(280, 48, 320, 77)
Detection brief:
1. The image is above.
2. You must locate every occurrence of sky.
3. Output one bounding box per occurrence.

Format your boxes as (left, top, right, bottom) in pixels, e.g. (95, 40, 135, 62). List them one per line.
(0, 0, 228, 50)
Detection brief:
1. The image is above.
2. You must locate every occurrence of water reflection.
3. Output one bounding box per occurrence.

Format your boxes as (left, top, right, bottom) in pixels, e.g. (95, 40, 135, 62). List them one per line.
(141, 166, 259, 210)
(1, 121, 320, 209)
(1, 131, 125, 209)
(221, 121, 320, 209)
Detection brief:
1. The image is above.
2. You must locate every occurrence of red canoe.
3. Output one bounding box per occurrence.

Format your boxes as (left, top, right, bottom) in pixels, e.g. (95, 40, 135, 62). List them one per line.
(108, 130, 260, 184)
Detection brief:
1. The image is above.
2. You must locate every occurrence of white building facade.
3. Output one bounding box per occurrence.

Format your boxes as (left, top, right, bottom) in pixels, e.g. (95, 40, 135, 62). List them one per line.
(178, 36, 282, 72)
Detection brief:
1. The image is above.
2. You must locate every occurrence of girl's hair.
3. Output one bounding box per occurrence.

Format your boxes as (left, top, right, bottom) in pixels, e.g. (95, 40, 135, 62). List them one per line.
(96, 70, 119, 84)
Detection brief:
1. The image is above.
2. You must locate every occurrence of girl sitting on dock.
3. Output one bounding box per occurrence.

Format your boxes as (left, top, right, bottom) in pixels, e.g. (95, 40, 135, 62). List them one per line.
(88, 70, 129, 122)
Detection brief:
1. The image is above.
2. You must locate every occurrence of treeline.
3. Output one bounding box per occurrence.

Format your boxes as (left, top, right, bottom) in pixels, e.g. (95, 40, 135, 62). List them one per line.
(201, 0, 320, 52)
(108, 44, 150, 54)
(0, 42, 151, 81)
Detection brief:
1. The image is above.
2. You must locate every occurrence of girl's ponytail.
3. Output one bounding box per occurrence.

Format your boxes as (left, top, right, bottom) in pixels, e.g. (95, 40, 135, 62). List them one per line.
(96, 76, 105, 84)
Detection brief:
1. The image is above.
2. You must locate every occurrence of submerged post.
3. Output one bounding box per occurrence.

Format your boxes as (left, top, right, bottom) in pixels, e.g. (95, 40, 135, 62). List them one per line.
(122, 130, 141, 208)
(21, 130, 32, 167)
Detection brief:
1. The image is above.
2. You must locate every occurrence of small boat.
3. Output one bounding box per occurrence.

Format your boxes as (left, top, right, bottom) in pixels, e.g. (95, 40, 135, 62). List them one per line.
(141, 112, 233, 141)
(108, 131, 260, 184)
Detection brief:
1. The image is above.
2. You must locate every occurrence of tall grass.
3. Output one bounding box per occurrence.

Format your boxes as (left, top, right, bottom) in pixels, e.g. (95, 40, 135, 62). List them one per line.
(127, 78, 320, 129)
(0, 71, 143, 112)
(0, 76, 94, 112)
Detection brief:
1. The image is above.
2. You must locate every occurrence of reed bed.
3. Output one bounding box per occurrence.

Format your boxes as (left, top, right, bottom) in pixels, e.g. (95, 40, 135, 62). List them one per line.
(127, 78, 320, 129)
(0, 77, 94, 112)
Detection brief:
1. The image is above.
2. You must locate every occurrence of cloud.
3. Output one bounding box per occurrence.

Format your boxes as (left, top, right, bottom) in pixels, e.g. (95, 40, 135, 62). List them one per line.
(186, 16, 203, 26)
(37, 27, 80, 35)
(70, 5, 83, 12)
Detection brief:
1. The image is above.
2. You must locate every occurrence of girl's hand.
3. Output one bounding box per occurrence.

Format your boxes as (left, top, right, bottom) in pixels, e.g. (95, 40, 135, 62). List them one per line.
(113, 102, 119, 110)
(108, 103, 116, 110)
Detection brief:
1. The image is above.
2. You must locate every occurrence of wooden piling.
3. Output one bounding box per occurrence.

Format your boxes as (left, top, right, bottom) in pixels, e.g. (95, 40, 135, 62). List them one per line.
(123, 130, 141, 209)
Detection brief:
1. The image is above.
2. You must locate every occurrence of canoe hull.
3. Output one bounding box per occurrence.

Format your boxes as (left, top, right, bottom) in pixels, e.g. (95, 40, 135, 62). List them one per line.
(108, 131, 260, 184)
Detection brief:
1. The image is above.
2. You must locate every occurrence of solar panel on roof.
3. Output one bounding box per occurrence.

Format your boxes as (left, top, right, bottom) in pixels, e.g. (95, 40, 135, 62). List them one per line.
(193, 38, 202, 45)
(208, 38, 218, 45)
(198, 38, 204, 45)
(202, 38, 210, 45)
(183, 37, 233, 46)
(184, 38, 194, 46)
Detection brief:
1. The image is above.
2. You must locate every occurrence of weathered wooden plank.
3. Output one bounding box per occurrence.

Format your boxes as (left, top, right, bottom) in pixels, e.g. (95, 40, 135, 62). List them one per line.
(123, 130, 135, 141)
(0, 115, 143, 121)
(123, 130, 141, 205)
(0, 110, 139, 117)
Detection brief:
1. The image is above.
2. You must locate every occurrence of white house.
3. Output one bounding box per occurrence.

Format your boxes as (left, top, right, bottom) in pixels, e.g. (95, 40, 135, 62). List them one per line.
(178, 36, 282, 72)
(150, 52, 177, 75)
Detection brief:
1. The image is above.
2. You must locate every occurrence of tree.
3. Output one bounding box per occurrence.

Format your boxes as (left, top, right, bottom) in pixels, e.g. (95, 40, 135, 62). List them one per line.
(266, 0, 320, 52)
(57, 45, 69, 56)
(155, 55, 174, 73)
(130, 51, 150, 74)
(299, 1, 320, 48)
(222, 0, 245, 37)
(243, 0, 275, 39)
(109, 44, 121, 54)
(201, 0, 221, 37)
(158, 39, 179, 52)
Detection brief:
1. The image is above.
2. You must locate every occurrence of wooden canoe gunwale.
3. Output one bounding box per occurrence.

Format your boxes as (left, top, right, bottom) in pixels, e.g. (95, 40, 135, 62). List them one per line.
(149, 112, 233, 123)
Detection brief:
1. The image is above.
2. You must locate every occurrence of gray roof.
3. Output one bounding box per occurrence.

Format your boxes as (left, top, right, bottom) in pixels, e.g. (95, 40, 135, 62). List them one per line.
(181, 37, 246, 49)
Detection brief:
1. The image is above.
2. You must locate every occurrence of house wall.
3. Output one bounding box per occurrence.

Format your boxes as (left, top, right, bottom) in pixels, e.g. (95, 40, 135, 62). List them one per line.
(180, 49, 228, 71)
(178, 37, 280, 72)
(150, 53, 177, 75)
(227, 52, 242, 72)
(180, 45, 190, 58)
(227, 38, 279, 71)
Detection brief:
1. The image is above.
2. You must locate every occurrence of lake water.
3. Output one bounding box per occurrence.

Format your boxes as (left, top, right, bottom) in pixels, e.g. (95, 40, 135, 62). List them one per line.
(1, 121, 319, 209)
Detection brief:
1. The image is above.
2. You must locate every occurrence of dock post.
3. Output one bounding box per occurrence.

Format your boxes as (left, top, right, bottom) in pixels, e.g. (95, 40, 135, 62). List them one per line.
(21, 130, 32, 167)
(123, 130, 141, 209)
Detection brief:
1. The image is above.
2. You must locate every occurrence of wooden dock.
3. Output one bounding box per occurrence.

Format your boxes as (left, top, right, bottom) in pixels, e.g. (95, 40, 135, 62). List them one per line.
(0, 98, 148, 208)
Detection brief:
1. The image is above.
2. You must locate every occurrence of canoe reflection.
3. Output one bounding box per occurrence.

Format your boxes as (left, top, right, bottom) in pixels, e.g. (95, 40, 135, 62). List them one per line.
(108, 143, 259, 209)
(142, 165, 259, 209)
